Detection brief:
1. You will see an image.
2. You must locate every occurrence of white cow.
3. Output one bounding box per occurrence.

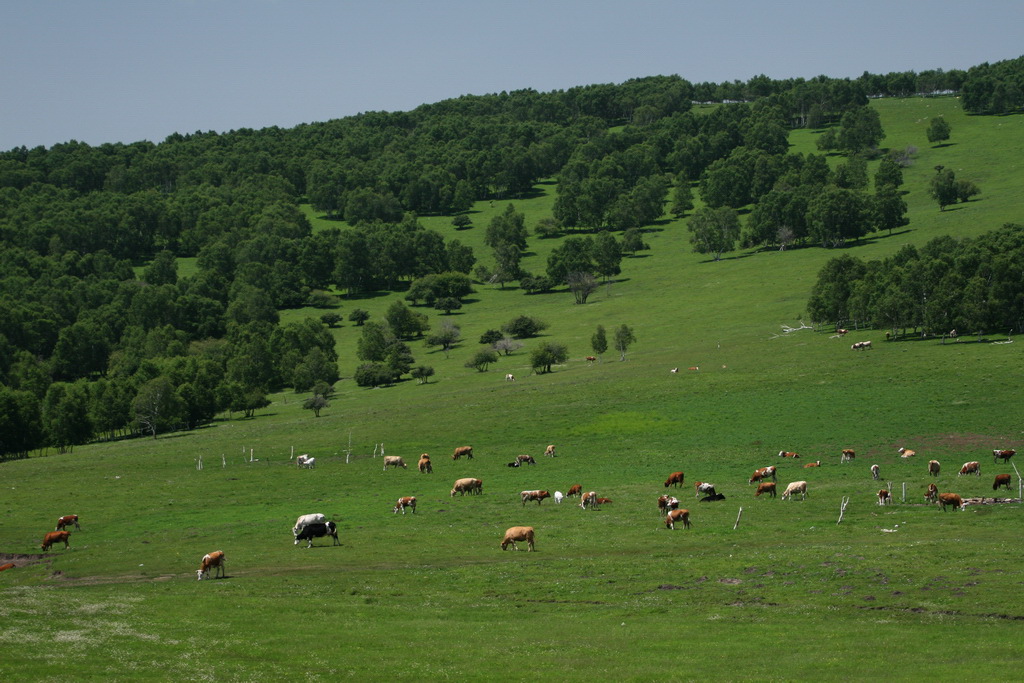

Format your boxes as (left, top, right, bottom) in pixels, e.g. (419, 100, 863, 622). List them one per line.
(292, 513, 326, 535)
(781, 481, 808, 501)
(296, 454, 315, 469)
(553, 491, 564, 504)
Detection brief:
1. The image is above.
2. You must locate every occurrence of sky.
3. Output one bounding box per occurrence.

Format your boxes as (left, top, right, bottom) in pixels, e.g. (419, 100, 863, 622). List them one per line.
(2, 0, 1022, 151)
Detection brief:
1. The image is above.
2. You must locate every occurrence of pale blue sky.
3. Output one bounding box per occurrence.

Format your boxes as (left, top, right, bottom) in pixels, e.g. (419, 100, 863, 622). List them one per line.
(2, 1, 1021, 150)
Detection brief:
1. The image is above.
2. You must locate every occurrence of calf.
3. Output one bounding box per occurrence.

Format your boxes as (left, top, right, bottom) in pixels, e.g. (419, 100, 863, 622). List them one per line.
(841, 449, 855, 462)
(694, 482, 716, 499)
(450, 477, 483, 496)
(898, 447, 916, 458)
(566, 484, 582, 498)
(993, 474, 1012, 491)
(658, 495, 680, 515)
(452, 446, 474, 460)
(804, 461, 821, 468)
(877, 489, 891, 506)
(383, 455, 407, 470)
(664, 471, 686, 488)
(196, 550, 225, 580)
(938, 492, 964, 511)
(870, 464, 880, 480)
(544, 445, 556, 458)
(778, 451, 800, 458)
(293, 521, 340, 548)
(928, 460, 941, 477)
(580, 491, 599, 509)
(958, 461, 981, 477)
(417, 454, 432, 474)
(924, 483, 939, 504)
(516, 454, 536, 466)
(500, 526, 535, 551)
(754, 482, 776, 498)
(553, 491, 564, 504)
(41, 531, 70, 551)
(520, 490, 550, 506)
(55, 514, 80, 531)
(393, 496, 417, 514)
(665, 509, 691, 530)
(993, 449, 1016, 463)
(748, 466, 776, 484)
(781, 481, 808, 501)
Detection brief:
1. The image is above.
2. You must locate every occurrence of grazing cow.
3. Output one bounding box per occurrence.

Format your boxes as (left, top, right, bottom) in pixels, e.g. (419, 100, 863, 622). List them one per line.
(55, 514, 80, 531)
(748, 466, 776, 484)
(778, 451, 800, 458)
(898, 447, 916, 458)
(925, 483, 939, 503)
(292, 513, 326, 536)
(500, 526, 535, 551)
(687, 366, 700, 372)
(196, 551, 225, 581)
(928, 460, 941, 477)
(0, 563, 14, 572)
(781, 481, 808, 501)
(993, 449, 1016, 463)
(41, 531, 70, 551)
(851, 340, 872, 350)
(664, 471, 686, 488)
(665, 509, 691, 530)
(871, 464, 880, 480)
(450, 477, 483, 496)
(755, 482, 777, 498)
(836, 328, 849, 336)
(585, 356, 597, 363)
(658, 495, 680, 515)
(596, 497, 613, 505)
(670, 367, 679, 373)
(520, 490, 551, 506)
(700, 493, 726, 502)
(294, 521, 340, 548)
(393, 496, 417, 514)
(877, 489, 891, 506)
(580, 491, 599, 509)
(803, 460, 821, 468)
(516, 454, 536, 466)
(694, 482, 716, 499)
(566, 484, 582, 498)
(505, 373, 515, 382)
(417, 454, 432, 474)
(993, 474, 1012, 491)
(383, 456, 407, 470)
(544, 445, 556, 458)
(958, 461, 981, 477)
(296, 454, 315, 469)
(452, 446, 474, 460)
(841, 449, 856, 462)
(938, 492, 964, 511)
(554, 491, 564, 504)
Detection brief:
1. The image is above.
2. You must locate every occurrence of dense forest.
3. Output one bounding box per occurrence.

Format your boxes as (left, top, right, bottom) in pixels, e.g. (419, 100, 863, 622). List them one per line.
(2, 57, 1023, 459)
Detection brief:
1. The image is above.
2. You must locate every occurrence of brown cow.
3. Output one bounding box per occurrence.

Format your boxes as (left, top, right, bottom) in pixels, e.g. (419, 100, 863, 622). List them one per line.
(55, 514, 80, 531)
(41, 531, 70, 551)
(924, 483, 939, 503)
(958, 461, 981, 477)
(665, 509, 691, 530)
(928, 460, 941, 477)
(877, 489, 891, 506)
(520, 490, 550, 506)
(664, 471, 685, 488)
(450, 478, 483, 496)
(748, 466, 776, 484)
(938, 492, 964, 511)
(754, 482, 776, 498)
(993, 474, 1012, 491)
(803, 460, 821, 468)
(596, 497, 613, 505)
(452, 446, 474, 460)
(658, 495, 680, 515)
(516, 454, 536, 466)
(500, 526, 535, 551)
(196, 550, 225, 580)
(841, 449, 855, 462)
(393, 496, 417, 514)
(993, 449, 1016, 463)
(566, 484, 582, 498)
(417, 454, 432, 474)
(544, 445, 556, 458)
(778, 451, 800, 458)
(0, 563, 15, 572)
(580, 491, 599, 509)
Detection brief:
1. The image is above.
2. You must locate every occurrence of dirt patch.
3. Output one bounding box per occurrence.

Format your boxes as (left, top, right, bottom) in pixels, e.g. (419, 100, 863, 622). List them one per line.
(963, 497, 1021, 506)
(882, 433, 1022, 457)
(718, 578, 742, 585)
(0, 552, 52, 568)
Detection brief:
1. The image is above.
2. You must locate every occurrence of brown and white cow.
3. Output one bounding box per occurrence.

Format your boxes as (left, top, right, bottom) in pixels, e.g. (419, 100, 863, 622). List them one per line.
(958, 461, 981, 477)
(500, 526, 535, 551)
(928, 460, 941, 477)
(924, 483, 939, 504)
(596, 497, 613, 505)
(754, 482, 777, 498)
(450, 478, 483, 496)
(417, 454, 432, 474)
(516, 454, 536, 466)
(55, 514, 80, 531)
(898, 447, 916, 458)
(383, 455, 407, 470)
(694, 482, 716, 499)
(778, 451, 800, 459)
(803, 461, 821, 468)
(781, 481, 808, 501)
(544, 445, 556, 458)
(749, 466, 776, 484)
(938, 492, 964, 511)
(870, 464, 880, 480)
(877, 489, 891, 506)
(658, 495, 680, 515)
(520, 490, 550, 506)
(393, 496, 417, 514)
(993, 474, 1012, 491)
(41, 531, 70, 551)
(505, 373, 515, 382)
(196, 550, 225, 580)
(452, 446, 474, 460)
(566, 484, 582, 498)
(665, 509, 691, 530)
(664, 471, 685, 488)
(993, 449, 1016, 463)
(585, 356, 597, 363)
(580, 491, 599, 509)
(841, 449, 855, 462)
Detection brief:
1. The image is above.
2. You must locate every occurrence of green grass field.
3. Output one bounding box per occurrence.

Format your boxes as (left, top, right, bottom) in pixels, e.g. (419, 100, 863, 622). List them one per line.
(3, 97, 1024, 681)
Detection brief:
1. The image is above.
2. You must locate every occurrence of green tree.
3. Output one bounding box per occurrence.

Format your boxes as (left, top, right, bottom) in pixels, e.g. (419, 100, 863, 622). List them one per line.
(385, 301, 430, 339)
(502, 315, 548, 338)
(433, 297, 462, 315)
(591, 325, 608, 360)
(354, 362, 393, 388)
(837, 106, 884, 153)
(529, 341, 569, 374)
(143, 249, 178, 286)
(132, 376, 186, 438)
(670, 175, 695, 217)
(874, 156, 904, 189)
(546, 236, 595, 283)
(567, 271, 600, 304)
(621, 228, 649, 256)
(303, 393, 329, 417)
(465, 349, 499, 372)
(484, 204, 528, 251)
(929, 168, 959, 210)
(613, 324, 636, 361)
(425, 320, 461, 358)
(955, 178, 981, 203)
(452, 214, 472, 230)
(687, 206, 740, 260)
(348, 308, 370, 326)
(320, 313, 342, 328)
(479, 329, 504, 345)
(926, 116, 951, 145)
(592, 231, 622, 281)
(0, 385, 43, 459)
(872, 186, 909, 236)
(411, 365, 435, 384)
(806, 186, 871, 247)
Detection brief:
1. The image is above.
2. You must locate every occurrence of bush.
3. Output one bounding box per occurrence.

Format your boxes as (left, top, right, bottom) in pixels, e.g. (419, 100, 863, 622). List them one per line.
(465, 349, 499, 372)
(354, 363, 392, 388)
(502, 315, 548, 338)
(479, 329, 504, 345)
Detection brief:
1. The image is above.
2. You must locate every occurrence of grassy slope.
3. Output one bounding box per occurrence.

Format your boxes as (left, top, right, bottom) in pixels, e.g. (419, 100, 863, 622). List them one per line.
(3, 98, 1024, 681)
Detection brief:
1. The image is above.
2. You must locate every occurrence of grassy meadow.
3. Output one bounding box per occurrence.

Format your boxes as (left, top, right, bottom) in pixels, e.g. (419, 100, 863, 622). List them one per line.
(3, 96, 1024, 681)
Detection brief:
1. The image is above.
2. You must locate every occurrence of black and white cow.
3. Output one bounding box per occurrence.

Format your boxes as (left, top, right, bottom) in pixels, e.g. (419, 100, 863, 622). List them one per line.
(293, 521, 340, 548)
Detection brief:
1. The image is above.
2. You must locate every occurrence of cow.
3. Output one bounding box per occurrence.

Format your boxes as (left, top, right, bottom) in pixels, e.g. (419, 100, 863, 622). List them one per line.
(417, 454, 432, 474)
(520, 490, 550, 506)
(553, 491, 564, 504)
(292, 513, 326, 535)
(580, 491, 599, 509)
(670, 367, 679, 373)
(851, 340, 872, 350)
(836, 328, 849, 336)
(585, 356, 597, 363)
(500, 526, 535, 551)
(959, 461, 981, 477)
(452, 446, 474, 460)
(925, 483, 939, 504)
(700, 493, 726, 502)
(928, 460, 941, 477)
(544, 445, 556, 458)
(898, 447, 916, 458)
(294, 521, 340, 548)
(665, 509, 691, 530)
(877, 489, 891, 506)
(749, 466, 776, 484)
(596, 497, 613, 505)
(993, 474, 1012, 491)
(383, 456, 407, 470)
(516, 454, 536, 466)
(658, 495, 680, 515)
(870, 464, 880, 480)
(778, 451, 800, 458)
(938, 492, 964, 511)
(393, 496, 417, 514)
(0, 563, 14, 572)
(687, 366, 700, 372)
(803, 460, 821, 468)
(296, 454, 315, 469)
(841, 449, 855, 462)
(196, 551, 225, 580)
(566, 484, 582, 498)
(664, 471, 686, 488)
(505, 373, 515, 382)
(993, 449, 1016, 463)
(55, 514, 80, 531)
(755, 482, 776, 498)
(506, 461, 520, 468)
(694, 482, 716, 499)
(450, 478, 483, 496)
(781, 481, 808, 501)
(41, 531, 70, 551)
